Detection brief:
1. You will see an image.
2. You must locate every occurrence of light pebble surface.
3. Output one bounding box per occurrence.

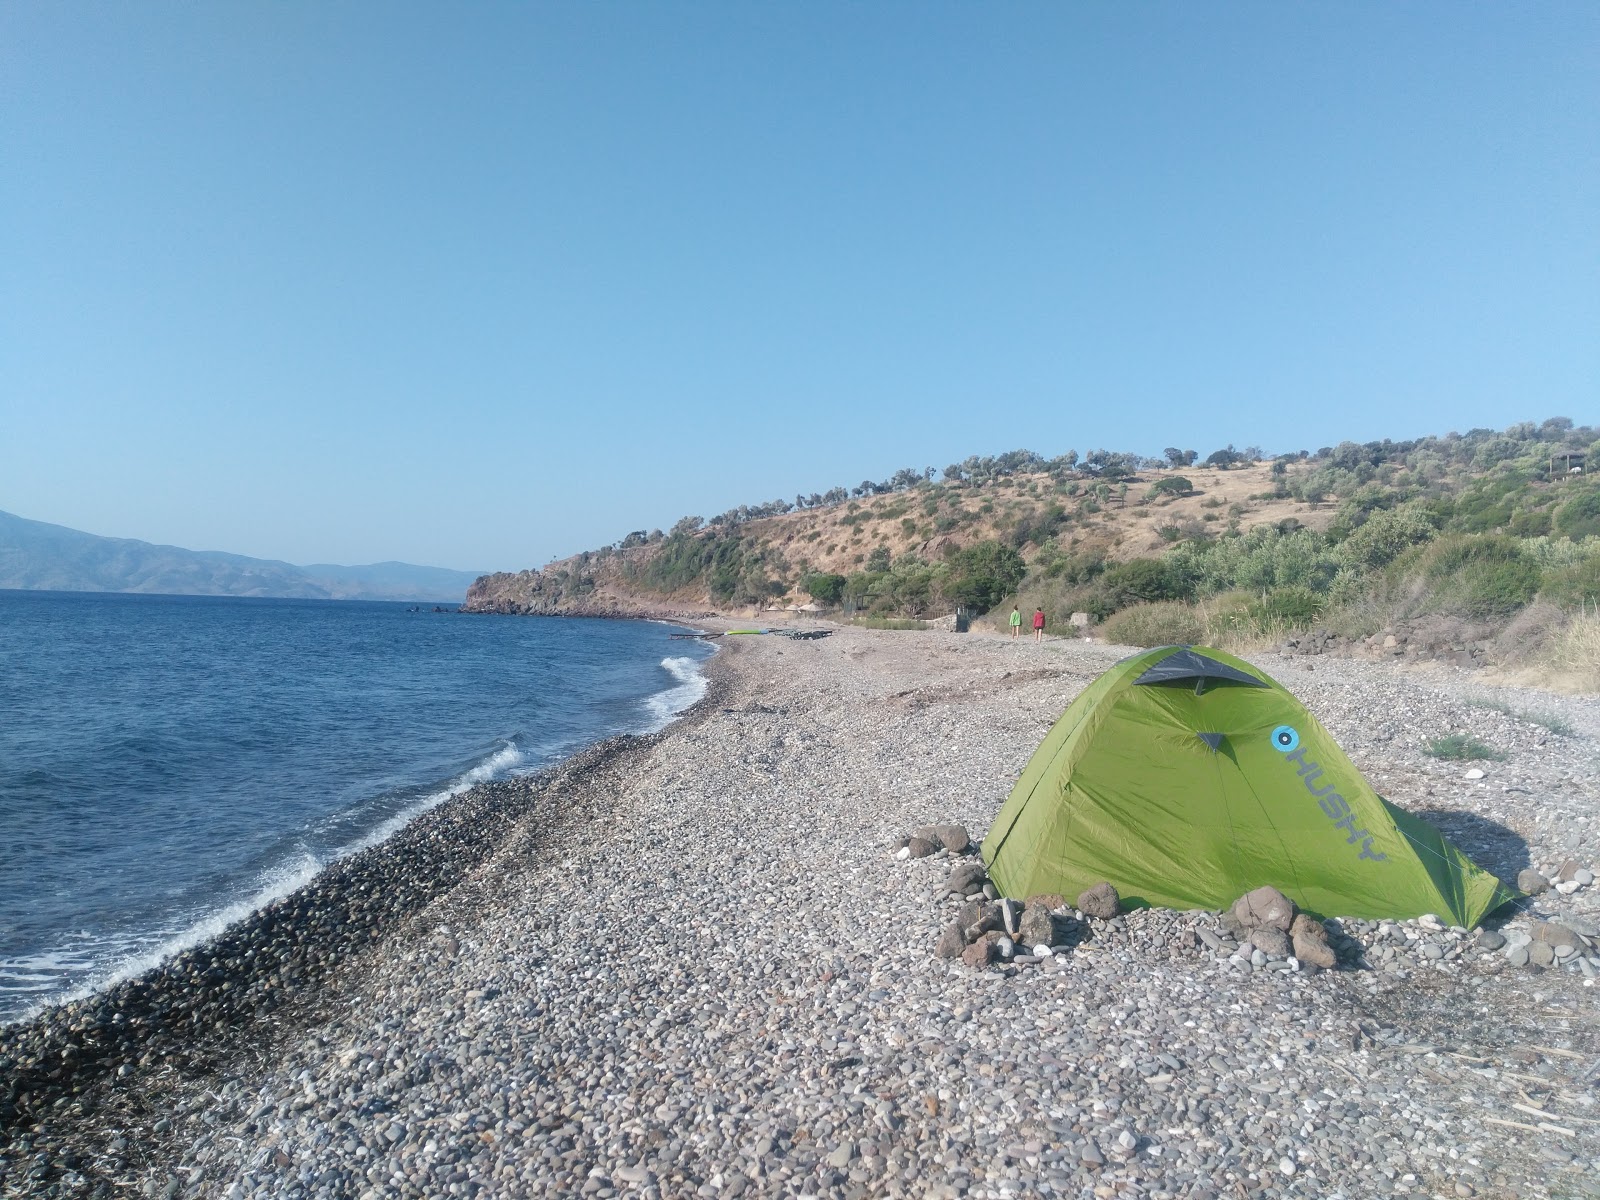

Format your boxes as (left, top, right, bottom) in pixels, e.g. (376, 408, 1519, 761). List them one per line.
(18, 628, 1600, 1199)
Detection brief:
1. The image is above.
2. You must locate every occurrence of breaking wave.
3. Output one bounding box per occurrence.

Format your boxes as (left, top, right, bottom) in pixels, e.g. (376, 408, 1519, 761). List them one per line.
(643, 655, 711, 731)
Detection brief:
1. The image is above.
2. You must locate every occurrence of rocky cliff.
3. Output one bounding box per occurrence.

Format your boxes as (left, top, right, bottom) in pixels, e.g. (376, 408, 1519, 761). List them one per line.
(461, 565, 712, 620)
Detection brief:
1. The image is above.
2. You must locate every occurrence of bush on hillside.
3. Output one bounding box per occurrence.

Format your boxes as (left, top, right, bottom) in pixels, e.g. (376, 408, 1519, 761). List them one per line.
(1256, 585, 1324, 627)
(1147, 476, 1193, 499)
(802, 572, 847, 605)
(1335, 505, 1439, 570)
(1100, 601, 1204, 648)
(1541, 555, 1600, 611)
(1409, 534, 1543, 618)
(940, 540, 1026, 613)
(1555, 485, 1600, 540)
(1165, 526, 1341, 597)
(1094, 558, 1187, 607)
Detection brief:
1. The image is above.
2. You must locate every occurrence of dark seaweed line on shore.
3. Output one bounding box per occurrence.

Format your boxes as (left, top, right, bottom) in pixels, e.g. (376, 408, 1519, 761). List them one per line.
(0, 657, 735, 1197)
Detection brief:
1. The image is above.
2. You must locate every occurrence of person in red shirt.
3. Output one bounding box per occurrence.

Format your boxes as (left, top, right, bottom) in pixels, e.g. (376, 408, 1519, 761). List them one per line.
(1032, 607, 1046, 642)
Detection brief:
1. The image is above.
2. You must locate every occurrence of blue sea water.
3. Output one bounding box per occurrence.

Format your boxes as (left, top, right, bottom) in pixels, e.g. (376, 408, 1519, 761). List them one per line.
(0, 590, 714, 1024)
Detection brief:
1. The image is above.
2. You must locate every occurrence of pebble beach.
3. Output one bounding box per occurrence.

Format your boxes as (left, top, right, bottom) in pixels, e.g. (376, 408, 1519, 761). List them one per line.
(5, 627, 1600, 1200)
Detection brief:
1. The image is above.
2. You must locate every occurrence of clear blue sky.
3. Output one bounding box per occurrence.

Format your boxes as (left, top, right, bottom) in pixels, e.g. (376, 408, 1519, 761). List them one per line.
(4, 4, 1595, 572)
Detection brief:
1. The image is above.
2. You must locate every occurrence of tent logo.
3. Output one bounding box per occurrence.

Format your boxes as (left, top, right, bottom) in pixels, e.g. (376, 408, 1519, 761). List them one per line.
(1270, 726, 1388, 863)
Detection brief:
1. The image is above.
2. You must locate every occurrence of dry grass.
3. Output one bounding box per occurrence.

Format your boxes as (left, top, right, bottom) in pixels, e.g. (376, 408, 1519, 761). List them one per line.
(1534, 611, 1600, 693)
(1098, 601, 1204, 647)
(1491, 608, 1600, 694)
(1190, 592, 1297, 655)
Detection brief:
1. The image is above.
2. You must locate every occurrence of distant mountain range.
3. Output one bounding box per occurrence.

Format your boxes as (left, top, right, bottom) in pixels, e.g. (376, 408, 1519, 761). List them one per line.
(0, 510, 482, 602)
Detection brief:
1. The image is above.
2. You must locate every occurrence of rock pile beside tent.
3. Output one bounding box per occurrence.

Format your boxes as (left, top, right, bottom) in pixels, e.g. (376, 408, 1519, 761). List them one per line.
(901, 829, 1600, 984)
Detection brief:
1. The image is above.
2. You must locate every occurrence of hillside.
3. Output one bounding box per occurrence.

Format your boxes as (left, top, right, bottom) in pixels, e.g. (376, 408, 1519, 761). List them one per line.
(465, 420, 1600, 686)
(0, 509, 483, 602)
(467, 459, 1324, 615)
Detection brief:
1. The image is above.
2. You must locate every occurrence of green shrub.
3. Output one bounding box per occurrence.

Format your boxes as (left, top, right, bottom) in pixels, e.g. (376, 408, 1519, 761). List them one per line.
(1555, 485, 1600, 540)
(939, 540, 1026, 612)
(1256, 585, 1323, 627)
(1413, 535, 1542, 617)
(1507, 507, 1553, 537)
(1424, 734, 1505, 762)
(1100, 601, 1204, 647)
(801, 572, 847, 605)
(1096, 557, 1186, 606)
(1336, 505, 1438, 570)
(1540, 554, 1600, 610)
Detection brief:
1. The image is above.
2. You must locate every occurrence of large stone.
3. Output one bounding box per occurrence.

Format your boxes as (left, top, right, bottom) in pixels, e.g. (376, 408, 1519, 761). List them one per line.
(1293, 930, 1337, 969)
(1233, 886, 1297, 932)
(959, 901, 1003, 942)
(1532, 921, 1583, 952)
(1556, 859, 1586, 884)
(904, 837, 939, 859)
(960, 931, 1005, 969)
(1018, 907, 1057, 948)
(946, 862, 988, 896)
(1000, 898, 1023, 938)
(934, 923, 967, 959)
(915, 824, 972, 854)
(1290, 914, 1337, 968)
(1517, 869, 1551, 895)
(1528, 942, 1556, 968)
(1077, 882, 1121, 919)
(1250, 927, 1291, 957)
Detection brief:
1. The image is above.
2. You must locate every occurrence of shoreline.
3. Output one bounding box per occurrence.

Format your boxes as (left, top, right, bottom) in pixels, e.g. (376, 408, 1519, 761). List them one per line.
(0, 650, 736, 1194)
(5, 630, 1598, 1198)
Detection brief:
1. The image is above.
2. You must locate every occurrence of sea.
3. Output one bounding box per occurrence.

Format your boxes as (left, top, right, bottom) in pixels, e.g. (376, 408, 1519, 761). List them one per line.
(0, 590, 715, 1025)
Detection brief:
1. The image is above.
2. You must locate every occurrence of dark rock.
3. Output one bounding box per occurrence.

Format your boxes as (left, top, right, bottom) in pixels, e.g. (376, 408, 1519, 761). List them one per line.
(1528, 942, 1556, 968)
(1077, 882, 1120, 920)
(946, 863, 988, 895)
(1251, 927, 1291, 957)
(934, 924, 967, 959)
(960, 902, 1003, 942)
(1476, 930, 1506, 951)
(904, 837, 939, 859)
(1018, 907, 1057, 948)
(1289, 914, 1336, 967)
(1517, 869, 1551, 895)
(1555, 859, 1584, 884)
(960, 931, 1005, 969)
(915, 824, 972, 854)
(1232, 886, 1296, 932)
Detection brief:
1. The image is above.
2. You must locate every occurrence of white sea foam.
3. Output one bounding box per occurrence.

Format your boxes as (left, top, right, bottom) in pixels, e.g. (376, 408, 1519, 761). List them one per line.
(643, 655, 710, 732)
(4, 739, 530, 1025)
(340, 738, 525, 858)
(26, 849, 324, 1020)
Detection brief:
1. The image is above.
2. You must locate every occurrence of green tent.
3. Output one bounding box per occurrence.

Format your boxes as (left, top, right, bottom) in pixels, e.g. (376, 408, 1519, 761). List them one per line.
(982, 645, 1515, 927)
